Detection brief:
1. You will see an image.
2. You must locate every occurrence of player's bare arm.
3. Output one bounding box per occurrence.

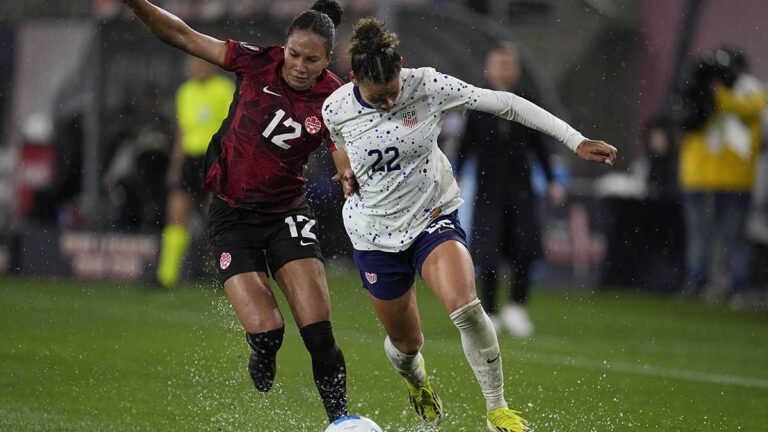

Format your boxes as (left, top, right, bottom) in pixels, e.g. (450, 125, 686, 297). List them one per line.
(122, 0, 227, 67)
(331, 149, 359, 198)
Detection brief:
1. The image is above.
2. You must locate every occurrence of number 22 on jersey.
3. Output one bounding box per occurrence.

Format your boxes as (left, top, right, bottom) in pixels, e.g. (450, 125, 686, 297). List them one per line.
(369, 146, 401, 173)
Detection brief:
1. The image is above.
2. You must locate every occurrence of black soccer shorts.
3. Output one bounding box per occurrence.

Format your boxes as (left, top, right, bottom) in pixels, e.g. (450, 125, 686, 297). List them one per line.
(179, 155, 206, 198)
(207, 197, 324, 285)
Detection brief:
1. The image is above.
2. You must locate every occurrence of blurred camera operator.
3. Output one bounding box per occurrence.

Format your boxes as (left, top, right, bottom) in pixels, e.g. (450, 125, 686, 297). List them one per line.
(677, 47, 766, 304)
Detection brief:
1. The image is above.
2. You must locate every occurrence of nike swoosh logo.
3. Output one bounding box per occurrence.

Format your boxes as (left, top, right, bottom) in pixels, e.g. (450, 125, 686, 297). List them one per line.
(486, 353, 501, 364)
(300, 240, 314, 246)
(263, 86, 282, 97)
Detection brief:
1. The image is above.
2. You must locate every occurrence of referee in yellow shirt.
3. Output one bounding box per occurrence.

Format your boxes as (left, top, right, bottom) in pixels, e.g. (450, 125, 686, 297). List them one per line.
(157, 55, 234, 287)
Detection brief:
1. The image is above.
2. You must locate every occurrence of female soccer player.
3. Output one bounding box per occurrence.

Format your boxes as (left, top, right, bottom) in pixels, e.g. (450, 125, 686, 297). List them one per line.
(323, 18, 617, 432)
(123, 0, 350, 423)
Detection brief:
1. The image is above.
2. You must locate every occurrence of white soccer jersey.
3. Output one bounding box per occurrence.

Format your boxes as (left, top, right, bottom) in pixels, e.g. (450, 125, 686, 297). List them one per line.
(322, 67, 586, 252)
(323, 67, 477, 252)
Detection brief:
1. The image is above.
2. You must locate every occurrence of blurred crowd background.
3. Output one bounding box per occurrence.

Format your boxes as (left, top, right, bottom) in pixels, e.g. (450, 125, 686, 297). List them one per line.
(0, 0, 766, 310)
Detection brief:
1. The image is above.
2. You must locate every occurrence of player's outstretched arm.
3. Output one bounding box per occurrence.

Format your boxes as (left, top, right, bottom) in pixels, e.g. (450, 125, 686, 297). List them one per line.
(473, 87, 618, 165)
(122, 0, 227, 67)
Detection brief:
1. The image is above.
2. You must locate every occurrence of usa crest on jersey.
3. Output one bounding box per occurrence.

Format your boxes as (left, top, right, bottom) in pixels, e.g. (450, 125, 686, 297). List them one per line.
(364, 272, 378, 284)
(401, 109, 418, 128)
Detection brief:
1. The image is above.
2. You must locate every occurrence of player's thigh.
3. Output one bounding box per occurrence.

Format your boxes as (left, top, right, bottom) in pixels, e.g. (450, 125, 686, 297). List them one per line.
(352, 248, 423, 351)
(369, 286, 423, 354)
(421, 240, 478, 314)
(265, 206, 329, 328)
(209, 212, 282, 333)
(167, 156, 204, 223)
(273, 257, 331, 328)
(224, 271, 284, 333)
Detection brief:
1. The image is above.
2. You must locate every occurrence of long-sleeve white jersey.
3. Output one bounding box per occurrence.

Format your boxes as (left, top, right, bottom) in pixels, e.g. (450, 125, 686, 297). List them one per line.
(322, 67, 586, 252)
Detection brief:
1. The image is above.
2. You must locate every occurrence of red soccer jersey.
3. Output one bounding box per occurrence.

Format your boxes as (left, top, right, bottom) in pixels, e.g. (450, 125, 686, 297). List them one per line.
(203, 40, 343, 212)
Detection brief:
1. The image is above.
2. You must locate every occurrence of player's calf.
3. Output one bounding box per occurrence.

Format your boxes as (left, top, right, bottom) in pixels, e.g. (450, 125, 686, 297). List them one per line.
(384, 337, 442, 425)
(246, 327, 284, 392)
(300, 321, 348, 423)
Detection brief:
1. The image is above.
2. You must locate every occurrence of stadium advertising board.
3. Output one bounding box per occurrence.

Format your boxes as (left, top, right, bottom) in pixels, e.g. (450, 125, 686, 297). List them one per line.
(14, 229, 158, 281)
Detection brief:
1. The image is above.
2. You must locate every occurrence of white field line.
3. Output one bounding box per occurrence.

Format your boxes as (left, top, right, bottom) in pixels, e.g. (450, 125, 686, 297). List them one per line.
(509, 350, 768, 390)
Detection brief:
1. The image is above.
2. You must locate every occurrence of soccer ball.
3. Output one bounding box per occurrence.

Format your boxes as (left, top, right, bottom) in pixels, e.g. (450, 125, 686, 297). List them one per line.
(324, 415, 383, 432)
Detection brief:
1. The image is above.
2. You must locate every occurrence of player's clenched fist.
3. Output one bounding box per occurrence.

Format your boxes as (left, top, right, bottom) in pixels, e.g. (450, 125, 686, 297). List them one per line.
(575, 139, 618, 165)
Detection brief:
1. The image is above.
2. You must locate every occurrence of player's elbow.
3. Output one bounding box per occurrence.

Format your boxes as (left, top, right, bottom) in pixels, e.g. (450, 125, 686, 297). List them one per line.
(156, 17, 193, 50)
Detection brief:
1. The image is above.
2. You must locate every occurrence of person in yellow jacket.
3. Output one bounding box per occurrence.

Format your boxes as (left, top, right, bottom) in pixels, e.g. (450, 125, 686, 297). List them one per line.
(157, 55, 234, 287)
(678, 47, 765, 301)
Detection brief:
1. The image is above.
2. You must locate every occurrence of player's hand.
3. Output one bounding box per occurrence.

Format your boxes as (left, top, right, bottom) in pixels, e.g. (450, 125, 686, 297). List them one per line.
(575, 139, 618, 166)
(332, 168, 359, 198)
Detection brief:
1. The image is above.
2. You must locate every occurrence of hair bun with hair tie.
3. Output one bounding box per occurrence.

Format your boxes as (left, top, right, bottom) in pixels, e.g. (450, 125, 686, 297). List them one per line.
(311, 0, 343, 28)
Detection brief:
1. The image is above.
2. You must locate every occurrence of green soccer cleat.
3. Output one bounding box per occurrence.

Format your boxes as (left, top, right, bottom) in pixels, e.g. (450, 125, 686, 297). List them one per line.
(486, 407, 530, 432)
(404, 359, 443, 425)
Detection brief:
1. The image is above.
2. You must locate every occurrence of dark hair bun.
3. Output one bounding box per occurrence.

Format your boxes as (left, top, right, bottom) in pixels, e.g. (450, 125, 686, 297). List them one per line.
(312, 0, 343, 28)
(349, 17, 399, 56)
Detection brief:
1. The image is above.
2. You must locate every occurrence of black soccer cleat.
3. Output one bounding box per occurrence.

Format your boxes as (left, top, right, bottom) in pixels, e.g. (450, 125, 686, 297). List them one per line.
(248, 349, 277, 392)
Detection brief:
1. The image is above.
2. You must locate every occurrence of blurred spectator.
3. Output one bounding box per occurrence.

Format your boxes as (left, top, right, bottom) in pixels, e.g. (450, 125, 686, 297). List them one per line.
(103, 86, 174, 231)
(156, 56, 233, 288)
(639, 115, 685, 292)
(747, 114, 768, 301)
(678, 47, 766, 303)
(28, 112, 84, 227)
(25, 64, 91, 229)
(16, 113, 55, 219)
(456, 44, 565, 337)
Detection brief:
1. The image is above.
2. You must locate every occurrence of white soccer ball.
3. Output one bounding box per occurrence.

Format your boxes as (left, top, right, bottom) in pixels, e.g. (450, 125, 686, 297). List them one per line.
(324, 415, 383, 432)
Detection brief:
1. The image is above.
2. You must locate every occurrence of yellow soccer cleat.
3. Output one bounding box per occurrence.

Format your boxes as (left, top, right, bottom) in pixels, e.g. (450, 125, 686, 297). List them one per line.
(404, 358, 442, 425)
(486, 407, 530, 432)
(406, 378, 443, 425)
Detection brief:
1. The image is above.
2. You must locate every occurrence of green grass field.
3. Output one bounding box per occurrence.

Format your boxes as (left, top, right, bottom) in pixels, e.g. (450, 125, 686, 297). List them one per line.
(2, 272, 767, 431)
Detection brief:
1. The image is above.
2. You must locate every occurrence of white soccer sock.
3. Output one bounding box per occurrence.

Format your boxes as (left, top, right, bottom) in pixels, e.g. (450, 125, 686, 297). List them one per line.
(449, 298, 507, 411)
(384, 336, 426, 388)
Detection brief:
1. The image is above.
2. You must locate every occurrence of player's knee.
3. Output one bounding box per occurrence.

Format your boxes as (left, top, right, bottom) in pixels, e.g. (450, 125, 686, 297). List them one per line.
(242, 313, 284, 334)
(300, 320, 337, 353)
(449, 298, 484, 329)
(445, 292, 478, 314)
(387, 333, 423, 355)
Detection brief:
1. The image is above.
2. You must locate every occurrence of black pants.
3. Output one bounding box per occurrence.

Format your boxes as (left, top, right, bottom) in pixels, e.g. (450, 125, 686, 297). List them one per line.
(470, 188, 542, 313)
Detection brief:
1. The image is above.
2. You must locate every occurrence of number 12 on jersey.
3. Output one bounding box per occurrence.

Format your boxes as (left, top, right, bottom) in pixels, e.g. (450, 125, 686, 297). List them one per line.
(284, 215, 317, 245)
(263, 109, 302, 149)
